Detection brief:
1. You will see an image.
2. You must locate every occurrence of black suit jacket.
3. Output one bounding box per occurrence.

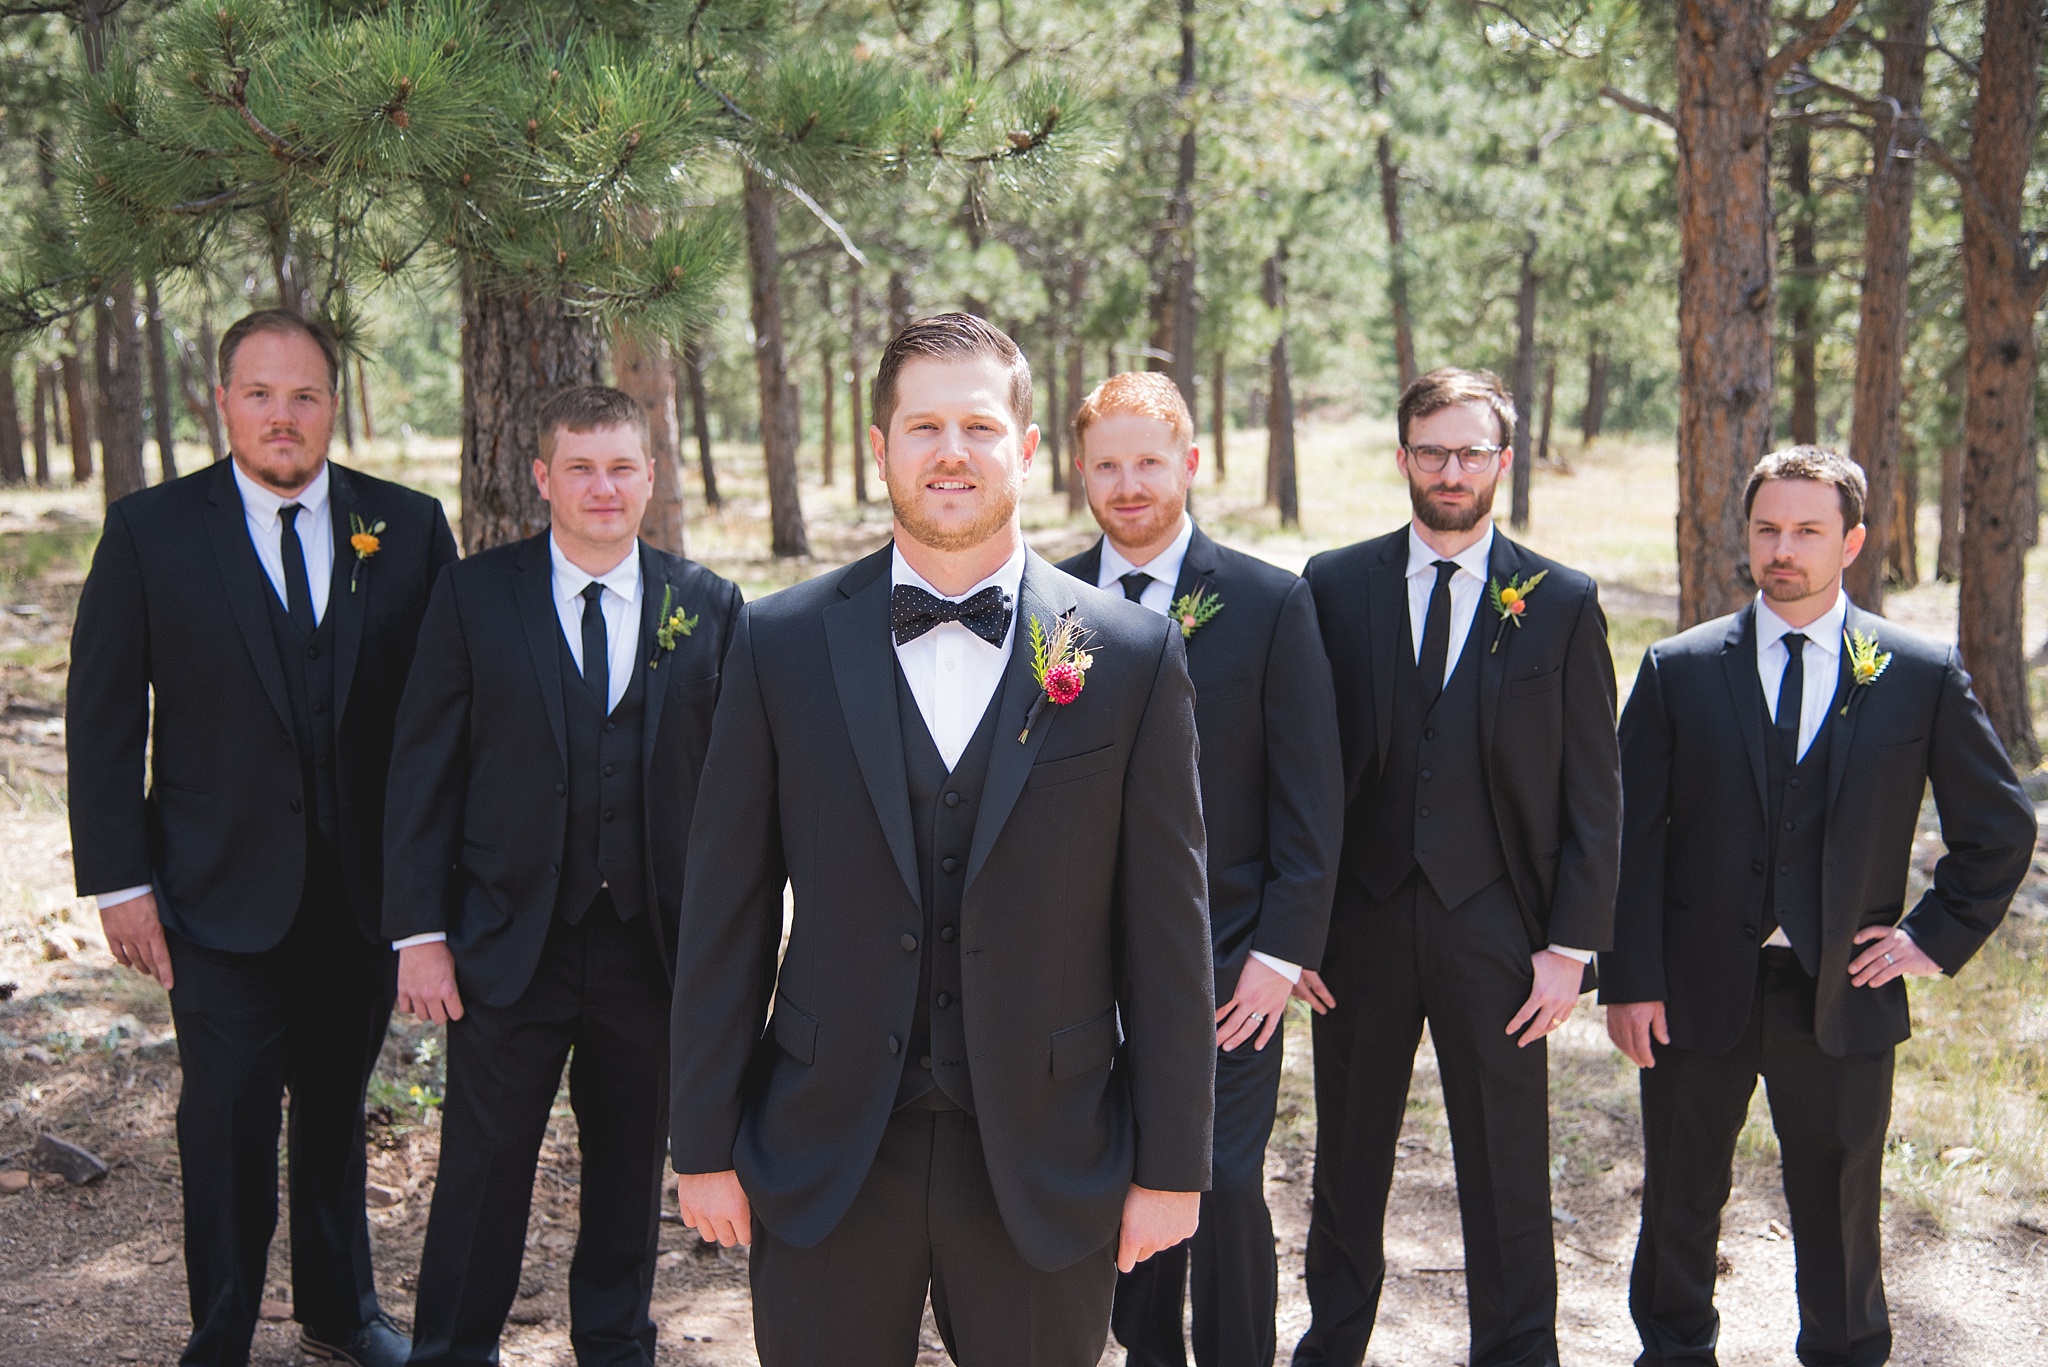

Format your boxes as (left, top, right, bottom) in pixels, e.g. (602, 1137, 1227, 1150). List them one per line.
(1057, 523, 1342, 980)
(668, 545, 1215, 1272)
(1304, 526, 1621, 953)
(67, 459, 456, 951)
(1604, 601, 2035, 1057)
(381, 533, 743, 1008)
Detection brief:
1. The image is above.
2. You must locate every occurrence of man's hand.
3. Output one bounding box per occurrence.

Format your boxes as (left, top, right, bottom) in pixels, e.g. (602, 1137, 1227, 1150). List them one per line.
(1506, 949, 1585, 1048)
(1217, 956, 1292, 1052)
(100, 893, 173, 989)
(1848, 925, 1940, 989)
(1291, 967, 1336, 1014)
(397, 942, 465, 1024)
(1605, 1001, 1669, 1069)
(676, 1170, 752, 1247)
(1117, 1185, 1199, 1273)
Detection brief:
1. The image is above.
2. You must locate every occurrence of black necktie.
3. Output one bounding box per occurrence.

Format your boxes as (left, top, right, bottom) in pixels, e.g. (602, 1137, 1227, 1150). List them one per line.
(1118, 571, 1153, 604)
(581, 581, 610, 712)
(1775, 633, 1806, 764)
(890, 583, 1013, 647)
(1417, 560, 1459, 704)
(279, 504, 316, 636)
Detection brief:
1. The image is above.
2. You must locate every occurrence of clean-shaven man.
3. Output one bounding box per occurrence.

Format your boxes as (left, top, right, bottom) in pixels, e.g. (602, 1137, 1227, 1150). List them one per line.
(68, 309, 456, 1367)
(1604, 447, 2034, 1367)
(1294, 368, 1621, 1367)
(669, 314, 1216, 1367)
(1057, 371, 1342, 1367)
(383, 386, 743, 1366)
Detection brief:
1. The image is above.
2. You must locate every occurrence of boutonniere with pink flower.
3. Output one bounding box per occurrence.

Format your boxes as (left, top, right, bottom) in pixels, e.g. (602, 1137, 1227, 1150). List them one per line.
(1019, 609, 1095, 743)
(1170, 585, 1225, 640)
(1486, 570, 1547, 652)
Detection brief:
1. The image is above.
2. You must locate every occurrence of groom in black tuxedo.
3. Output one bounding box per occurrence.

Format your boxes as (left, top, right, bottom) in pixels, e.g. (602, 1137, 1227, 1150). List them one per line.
(68, 310, 456, 1367)
(669, 314, 1217, 1367)
(1604, 447, 2034, 1367)
(383, 386, 743, 1366)
(1294, 368, 1621, 1367)
(1057, 371, 1342, 1367)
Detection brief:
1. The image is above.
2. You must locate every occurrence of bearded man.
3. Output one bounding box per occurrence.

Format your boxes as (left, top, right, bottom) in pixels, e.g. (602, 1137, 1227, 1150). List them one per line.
(1290, 368, 1622, 1367)
(667, 314, 1216, 1367)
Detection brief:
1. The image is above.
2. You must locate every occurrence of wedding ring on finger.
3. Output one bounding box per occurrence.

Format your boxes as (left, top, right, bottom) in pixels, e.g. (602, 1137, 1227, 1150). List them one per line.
(1884, 952, 1895, 966)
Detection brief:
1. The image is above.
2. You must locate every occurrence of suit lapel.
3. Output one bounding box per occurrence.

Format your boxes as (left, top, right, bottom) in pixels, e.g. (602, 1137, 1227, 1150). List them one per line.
(326, 464, 368, 726)
(1826, 604, 1873, 811)
(825, 550, 922, 908)
(1719, 604, 1773, 825)
(514, 535, 569, 764)
(1365, 534, 1405, 774)
(1476, 531, 1515, 757)
(1068, 539, 1105, 593)
(204, 461, 295, 735)
(638, 542, 672, 776)
(1168, 523, 1222, 653)
(964, 552, 1074, 892)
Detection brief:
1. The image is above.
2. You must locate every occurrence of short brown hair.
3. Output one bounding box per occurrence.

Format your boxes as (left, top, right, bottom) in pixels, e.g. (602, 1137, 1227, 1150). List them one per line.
(537, 385, 649, 464)
(1396, 367, 1517, 448)
(218, 309, 341, 391)
(1744, 445, 1867, 530)
(870, 313, 1033, 438)
(1073, 371, 1194, 452)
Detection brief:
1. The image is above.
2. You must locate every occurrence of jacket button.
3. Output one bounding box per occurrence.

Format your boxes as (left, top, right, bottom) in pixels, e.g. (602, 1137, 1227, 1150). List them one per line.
(888, 1035, 901, 1055)
(1784, 820, 1795, 832)
(604, 764, 615, 777)
(555, 783, 566, 796)
(1424, 728, 1435, 741)
(944, 792, 962, 808)
(941, 857, 959, 874)
(1779, 864, 1791, 876)
(1418, 807, 1431, 819)
(604, 721, 616, 733)
(305, 644, 319, 659)
(549, 863, 560, 875)
(289, 799, 303, 813)
(937, 992, 951, 1009)
(900, 933, 918, 952)
(604, 809, 616, 822)
(1420, 769, 1433, 781)
(940, 926, 956, 943)
(919, 1055, 933, 1070)
(312, 702, 326, 715)
(1743, 924, 1759, 940)
(1750, 860, 1764, 875)
(1788, 777, 1801, 789)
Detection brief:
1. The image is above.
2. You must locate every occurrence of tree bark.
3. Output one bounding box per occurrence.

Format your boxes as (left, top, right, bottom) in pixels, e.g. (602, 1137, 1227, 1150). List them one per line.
(1582, 342, 1608, 444)
(338, 357, 357, 452)
(612, 324, 685, 555)
(888, 270, 913, 340)
(680, 341, 722, 510)
(1937, 441, 1963, 581)
(1538, 354, 1558, 466)
(1264, 244, 1298, 527)
(143, 276, 177, 482)
(1843, 0, 1932, 611)
(1067, 261, 1091, 514)
(61, 344, 93, 484)
(1956, 0, 2046, 759)
(1889, 436, 1919, 586)
(1146, 0, 1199, 412)
(1673, 0, 1781, 627)
(95, 276, 147, 503)
(0, 358, 24, 486)
(1510, 233, 1538, 529)
(1377, 127, 1419, 390)
(32, 367, 52, 485)
(744, 167, 809, 558)
(819, 271, 835, 487)
(356, 358, 376, 443)
(1045, 333, 1063, 494)
(1784, 119, 1819, 445)
(1212, 349, 1227, 481)
(459, 276, 605, 553)
(198, 313, 224, 460)
(847, 281, 869, 505)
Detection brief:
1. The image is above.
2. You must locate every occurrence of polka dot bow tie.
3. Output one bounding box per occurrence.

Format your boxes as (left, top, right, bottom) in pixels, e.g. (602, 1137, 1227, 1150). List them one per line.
(890, 583, 1013, 647)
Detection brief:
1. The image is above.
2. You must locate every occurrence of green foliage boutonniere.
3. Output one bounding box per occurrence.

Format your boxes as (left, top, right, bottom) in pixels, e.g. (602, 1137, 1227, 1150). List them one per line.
(347, 513, 385, 593)
(1019, 609, 1095, 743)
(1486, 570, 1547, 652)
(1840, 628, 1892, 714)
(649, 583, 698, 666)
(1170, 585, 1224, 639)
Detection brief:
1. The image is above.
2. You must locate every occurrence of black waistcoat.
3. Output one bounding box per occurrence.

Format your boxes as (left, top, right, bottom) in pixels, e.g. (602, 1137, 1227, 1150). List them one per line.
(262, 577, 340, 852)
(892, 662, 1005, 1114)
(1762, 669, 1842, 976)
(1356, 597, 1506, 909)
(554, 622, 650, 924)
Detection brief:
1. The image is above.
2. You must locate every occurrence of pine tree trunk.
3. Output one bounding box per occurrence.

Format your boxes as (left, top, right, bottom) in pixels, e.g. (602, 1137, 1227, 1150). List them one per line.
(1510, 233, 1538, 529)
(144, 276, 177, 482)
(1843, 0, 1931, 611)
(889, 270, 913, 340)
(680, 342, 722, 511)
(1785, 120, 1819, 446)
(1674, 0, 1779, 627)
(1376, 124, 1419, 390)
(338, 361, 358, 452)
(1890, 436, 1919, 586)
(847, 283, 869, 506)
(819, 271, 836, 487)
(1582, 342, 1608, 444)
(1957, 0, 2046, 759)
(1264, 243, 1298, 527)
(95, 275, 147, 503)
(459, 276, 604, 553)
(1066, 261, 1090, 515)
(0, 359, 24, 486)
(357, 359, 376, 443)
(32, 367, 52, 485)
(1937, 441, 1963, 581)
(1212, 350, 1227, 481)
(744, 167, 809, 558)
(1538, 354, 1558, 466)
(61, 346, 93, 484)
(612, 324, 685, 555)
(1167, 0, 1199, 411)
(1045, 336, 1063, 494)
(198, 314, 224, 460)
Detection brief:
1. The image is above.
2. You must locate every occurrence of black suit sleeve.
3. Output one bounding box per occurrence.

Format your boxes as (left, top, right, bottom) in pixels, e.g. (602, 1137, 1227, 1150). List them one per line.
(1545, 581, 1623, 952)
(1248, 577, 1344, 971)
(427, 501, 459, 580)
(66, 502, 154, 896)
(669, 608, 789, 1175)
(1903, 649, 2036, 974)
(381, 565, 472, 941)
(1119, 624, 1217, 1193)
(1603, 647, 1672, 1003)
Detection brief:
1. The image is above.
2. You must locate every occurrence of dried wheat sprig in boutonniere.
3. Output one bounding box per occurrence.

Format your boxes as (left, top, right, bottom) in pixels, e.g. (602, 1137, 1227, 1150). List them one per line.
(1486, 570, 1547, 652)
(1839, 628, 1892, 715)
(1170, 585, 1224, 640)
(347, 514, 385, 593)
(647, 583, 698, 667)
(1019, 609, 1095, 743)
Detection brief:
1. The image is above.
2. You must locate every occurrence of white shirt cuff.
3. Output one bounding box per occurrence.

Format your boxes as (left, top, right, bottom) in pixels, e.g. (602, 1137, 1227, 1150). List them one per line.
(1248, 950, 1303, 984)
(1545, 943, 1596, 964)
(393, 932, 449, 950)
(94, 884, 153, 911)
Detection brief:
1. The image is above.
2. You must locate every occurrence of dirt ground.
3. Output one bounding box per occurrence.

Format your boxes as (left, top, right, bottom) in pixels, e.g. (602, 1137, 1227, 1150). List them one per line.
(4, 426, 2047, 1365)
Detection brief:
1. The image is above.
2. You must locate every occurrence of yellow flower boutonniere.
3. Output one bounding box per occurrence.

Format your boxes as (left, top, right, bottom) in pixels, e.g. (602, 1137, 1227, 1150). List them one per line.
(1486, 570, 1547, 652)
(1170, 585, 1225, 640)
(1840, 628, 1892, 714)
(348, 513, 385, 593)
(649, 583, 698, 666)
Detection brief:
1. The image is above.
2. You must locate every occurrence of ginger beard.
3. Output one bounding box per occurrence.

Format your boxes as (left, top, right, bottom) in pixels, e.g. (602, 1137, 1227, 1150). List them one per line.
(883, 443, 1027, 552)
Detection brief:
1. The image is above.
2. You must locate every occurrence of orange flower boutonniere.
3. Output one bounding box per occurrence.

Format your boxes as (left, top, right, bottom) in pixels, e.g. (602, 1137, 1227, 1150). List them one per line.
(348, 513, 385, 593)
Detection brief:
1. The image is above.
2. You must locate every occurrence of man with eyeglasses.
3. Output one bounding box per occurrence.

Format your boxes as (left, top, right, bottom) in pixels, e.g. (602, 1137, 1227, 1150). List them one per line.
(1290, 368, 1621, 1367)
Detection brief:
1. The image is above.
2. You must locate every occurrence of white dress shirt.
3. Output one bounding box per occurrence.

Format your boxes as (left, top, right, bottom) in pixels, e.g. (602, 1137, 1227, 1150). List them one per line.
(1093, 516, 1303, 988)
(893, 544, 1024, 769)
(1404, 521, 1592, 965)
(1753, 589, 1849, 949)
(96, 462, 339, 913)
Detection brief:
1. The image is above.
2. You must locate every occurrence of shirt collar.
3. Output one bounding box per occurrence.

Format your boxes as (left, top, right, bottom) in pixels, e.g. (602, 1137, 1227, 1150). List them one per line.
(1406, 521, 1494, 582)
(891, 541, 1027, 605)
(1754, 589, 1849, 656)
(550, 534, 642, 603)
(231, 458, 330, 525)
(1098, 513, 1195, 592)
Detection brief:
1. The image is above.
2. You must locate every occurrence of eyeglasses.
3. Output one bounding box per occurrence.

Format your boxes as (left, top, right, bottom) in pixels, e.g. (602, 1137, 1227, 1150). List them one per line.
(1404, 443, 1505, 473)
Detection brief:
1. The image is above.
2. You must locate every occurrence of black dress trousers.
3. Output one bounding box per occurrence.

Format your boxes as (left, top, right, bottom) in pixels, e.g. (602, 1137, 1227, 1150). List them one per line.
(164, 864, 396, 1367)
(1631, 948, 1894, 1367)
(408, 903, 671, 1367)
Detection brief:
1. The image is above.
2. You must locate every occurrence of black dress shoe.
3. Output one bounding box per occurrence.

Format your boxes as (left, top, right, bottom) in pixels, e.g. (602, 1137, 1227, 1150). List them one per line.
(300, 1312, 412, 1367)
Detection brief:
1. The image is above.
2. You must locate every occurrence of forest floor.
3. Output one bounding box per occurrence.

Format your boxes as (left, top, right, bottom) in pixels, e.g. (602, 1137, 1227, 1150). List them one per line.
(2, 421, 2046, 1364)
